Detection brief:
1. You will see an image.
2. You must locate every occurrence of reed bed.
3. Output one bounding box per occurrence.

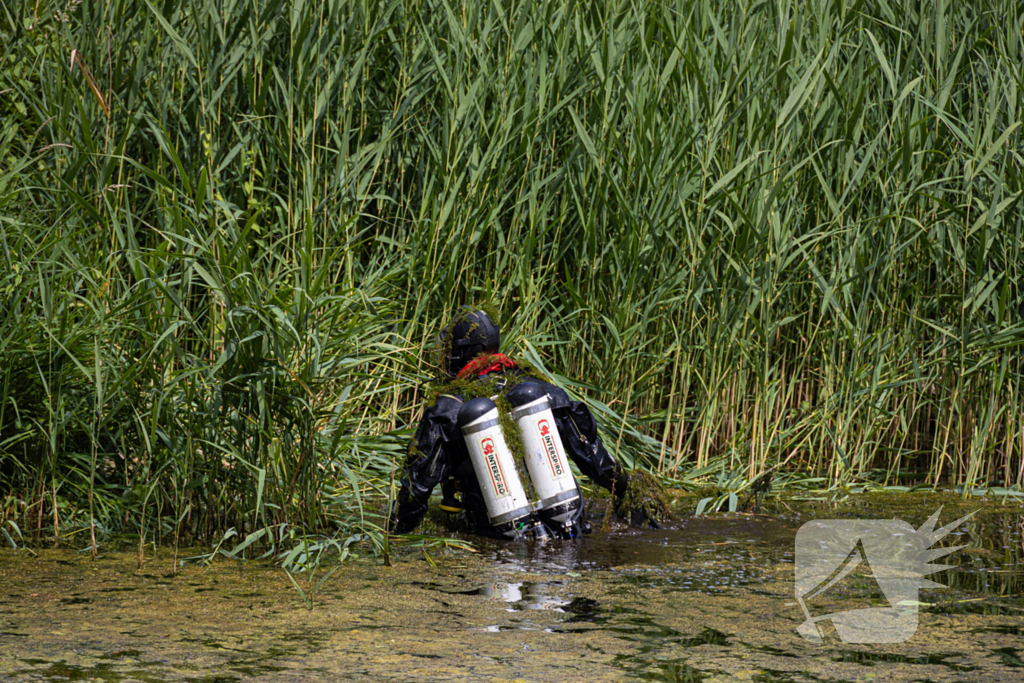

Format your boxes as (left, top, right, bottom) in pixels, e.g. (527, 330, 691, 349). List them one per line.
(1, 0, 1022, 548)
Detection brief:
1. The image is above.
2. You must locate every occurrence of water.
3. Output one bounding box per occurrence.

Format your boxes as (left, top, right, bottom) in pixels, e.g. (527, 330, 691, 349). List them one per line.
(0, 492, 1021, 681)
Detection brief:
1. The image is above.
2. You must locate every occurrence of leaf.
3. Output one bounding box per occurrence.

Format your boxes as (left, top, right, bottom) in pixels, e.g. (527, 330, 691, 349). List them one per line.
(226, 528, 268, 558)
(283, 569, 310, 609)
(142, 0, 198, 69)
(974, 122, 1022, 179)
(776, 50, 823, 130)
(864, 30, 896, 97)
(696, 497, 713, 516)
(706, 152, 762, 198)
(195, 166, 208, 209)
(311, 565, 340, 594)
(569, 107, 599, 164)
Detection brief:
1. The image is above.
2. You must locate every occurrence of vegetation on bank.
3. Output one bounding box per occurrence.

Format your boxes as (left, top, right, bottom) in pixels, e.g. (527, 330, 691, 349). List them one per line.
(1, 0, 1022, 555)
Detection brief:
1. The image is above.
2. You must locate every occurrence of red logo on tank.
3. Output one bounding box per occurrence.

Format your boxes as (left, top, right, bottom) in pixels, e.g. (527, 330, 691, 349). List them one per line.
(536, 419, 565, 478)
(481, 438, 495, 456)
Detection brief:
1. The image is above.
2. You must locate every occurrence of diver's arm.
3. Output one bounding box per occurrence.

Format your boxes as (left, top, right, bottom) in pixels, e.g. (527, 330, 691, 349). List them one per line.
(390, 397, 460, 533)
(541, 385, 629, 496)
(543, 383, 661, 527)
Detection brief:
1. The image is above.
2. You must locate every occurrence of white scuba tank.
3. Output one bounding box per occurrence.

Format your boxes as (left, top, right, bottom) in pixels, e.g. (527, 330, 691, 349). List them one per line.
(458, 398, 533, 537)
(511, 393, 582, 526)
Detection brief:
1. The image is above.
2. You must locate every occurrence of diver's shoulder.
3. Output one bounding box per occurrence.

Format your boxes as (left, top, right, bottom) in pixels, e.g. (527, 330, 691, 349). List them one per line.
(424, 393, 464, 419)
(541, 384, 571, 409)
(513, 374, 570, 409)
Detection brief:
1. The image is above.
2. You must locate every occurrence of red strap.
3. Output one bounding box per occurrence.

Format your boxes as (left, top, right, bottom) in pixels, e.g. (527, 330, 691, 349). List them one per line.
(456, 353, 518, 379)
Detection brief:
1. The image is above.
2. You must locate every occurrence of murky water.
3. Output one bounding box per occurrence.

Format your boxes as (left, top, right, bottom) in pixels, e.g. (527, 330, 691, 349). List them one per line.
(1, 492, 1021, 681)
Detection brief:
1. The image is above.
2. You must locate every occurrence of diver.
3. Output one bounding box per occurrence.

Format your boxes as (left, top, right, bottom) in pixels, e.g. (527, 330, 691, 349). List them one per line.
(389, 307, 668, 540)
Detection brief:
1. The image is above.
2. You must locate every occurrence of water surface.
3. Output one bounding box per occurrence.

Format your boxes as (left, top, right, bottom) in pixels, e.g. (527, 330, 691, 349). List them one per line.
(1, 492, 1021, 681)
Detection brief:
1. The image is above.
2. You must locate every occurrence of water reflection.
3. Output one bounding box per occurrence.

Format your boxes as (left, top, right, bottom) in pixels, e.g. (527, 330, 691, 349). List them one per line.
(464, 502, 1023, 597)
(476, 514, 799, 574)
(472, 582, 571, 611)
(448, 499, 1024, 647)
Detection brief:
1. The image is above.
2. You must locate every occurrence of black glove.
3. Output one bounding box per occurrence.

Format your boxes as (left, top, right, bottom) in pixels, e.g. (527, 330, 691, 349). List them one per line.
(613, 470, 668, 529)
(614, 493, 662, 529)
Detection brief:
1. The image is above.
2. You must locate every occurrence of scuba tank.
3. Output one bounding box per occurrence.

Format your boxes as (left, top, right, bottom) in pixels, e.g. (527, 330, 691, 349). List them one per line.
(507, 382, 583, 533)
(457, 397, 533, 538)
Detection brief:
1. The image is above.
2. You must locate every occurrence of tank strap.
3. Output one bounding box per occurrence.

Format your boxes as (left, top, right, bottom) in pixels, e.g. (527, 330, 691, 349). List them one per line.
(462, 417, 500, 435)
(511, 398, 550, 420)
(538, 489, 580, 509)
(491, 504, 533, 525)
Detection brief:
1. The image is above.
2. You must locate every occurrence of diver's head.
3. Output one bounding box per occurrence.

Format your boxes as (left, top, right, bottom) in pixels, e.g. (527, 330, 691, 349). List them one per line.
(440, 307, 500, 377)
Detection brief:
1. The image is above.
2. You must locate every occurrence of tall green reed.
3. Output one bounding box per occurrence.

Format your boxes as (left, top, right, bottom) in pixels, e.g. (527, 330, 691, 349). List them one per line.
(0, 0, 1022, 548)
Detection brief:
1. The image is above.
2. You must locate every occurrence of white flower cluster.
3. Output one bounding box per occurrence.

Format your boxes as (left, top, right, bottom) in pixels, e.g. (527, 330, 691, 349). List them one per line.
(54, 0, 82, 23)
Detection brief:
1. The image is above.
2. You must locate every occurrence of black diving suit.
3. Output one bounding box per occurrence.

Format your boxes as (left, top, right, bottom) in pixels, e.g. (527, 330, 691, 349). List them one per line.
(391, 366, 634, 539)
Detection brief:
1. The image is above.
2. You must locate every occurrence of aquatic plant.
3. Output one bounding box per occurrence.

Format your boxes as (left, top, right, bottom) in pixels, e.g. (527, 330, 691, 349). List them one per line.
(0, 0, 1022, 553)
